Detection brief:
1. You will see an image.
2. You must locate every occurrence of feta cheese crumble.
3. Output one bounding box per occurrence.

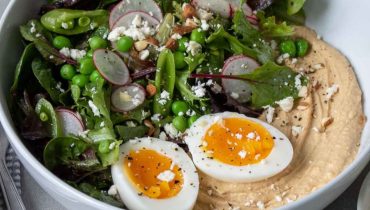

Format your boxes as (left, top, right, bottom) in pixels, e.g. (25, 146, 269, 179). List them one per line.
(191, 82, 206, 97)
(185, 41, 202, 56)
(326, 84, 339, 100)
(238, 150, 247, 159)
(158, 90, 170, 105)
(157, 170, 175, 182)
(59, 48, 86, 60)
(88, 100, 100, 116)
(276, 97, 294, 112)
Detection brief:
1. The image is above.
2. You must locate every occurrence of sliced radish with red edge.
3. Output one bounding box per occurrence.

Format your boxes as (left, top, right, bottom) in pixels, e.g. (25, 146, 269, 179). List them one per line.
(111, 83, 146, 112)
(109, 0, 163, 28)
(222, 55, 260, 103)
(112, 10, 160, 29)
(93, 49, 131, 86)
(56, 108, 84, 136)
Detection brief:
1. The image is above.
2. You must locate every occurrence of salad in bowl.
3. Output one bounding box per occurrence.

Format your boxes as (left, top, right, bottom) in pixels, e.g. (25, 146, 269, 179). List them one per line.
(8, 0, 365, 209)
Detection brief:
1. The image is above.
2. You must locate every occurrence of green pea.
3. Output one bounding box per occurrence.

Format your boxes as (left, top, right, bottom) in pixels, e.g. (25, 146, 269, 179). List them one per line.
(39, 112, 49, 122)
(116, 36, 134, 52)
(52, 36, 72, 49)
(78, 16, 91, 27)
(72, 74, 89, 87)
(98, 140, 111, 154)
(190, 29, 206, 45)
(90, 70, 102, 82)
(89, 36, 108, 50)
(171, 101, 189, 116)
(174, 51, 187, 69)
(188, 114, 200, 126)
(60, 64, 76, 80)
(87, 49, 94, 57)
(79, 57, 96, 75)
(177, 37, 189, 52)
(296, 39, 310, 57)
(172, 116, 188, 132)
(279, 40, 296, 57)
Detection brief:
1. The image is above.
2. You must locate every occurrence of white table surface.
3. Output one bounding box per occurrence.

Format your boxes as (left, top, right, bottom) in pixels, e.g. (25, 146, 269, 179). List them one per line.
(0, 1, 369, 210)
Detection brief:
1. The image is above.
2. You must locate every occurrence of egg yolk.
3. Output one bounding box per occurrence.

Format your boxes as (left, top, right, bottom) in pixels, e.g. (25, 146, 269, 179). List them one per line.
(203, 118, 274, 166)
(124, 149, 184, 199)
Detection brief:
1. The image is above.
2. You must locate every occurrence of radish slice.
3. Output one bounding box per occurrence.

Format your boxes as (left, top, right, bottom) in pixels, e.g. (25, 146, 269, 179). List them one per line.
(109, 0, 163, 28)
(222, 55, 260, 103)
(111, 84, 146, 112)
(192, 0, 253, 19)
(56, 109, 84, 136)
(93, 49, 131, 86)
(112, 10, 160, 29)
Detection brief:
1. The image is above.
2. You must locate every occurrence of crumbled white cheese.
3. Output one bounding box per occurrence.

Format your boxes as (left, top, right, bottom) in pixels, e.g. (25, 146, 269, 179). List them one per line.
(107, 15, 155, 42)
(171, 33, 182, 40)
(276, 96, 294, 112)
(151, 113, 161, 122)
(313, 63, 324, 70)
(59, 48, 86, 60)
(178, 111, 184, 116)
(164, 123, 179, 138)
(30, 22, 36, 33)
(264, 106, 275, 123)
(107, 185, 118, 196)
(200, 19, 210, 31)
(88, 100, 100, 116)
(291, 58, 298, 65)
(247, 132, 255, 139)
(61, 22, 69, 29)
(157, 170, 175, 182)
(298, 86, 308, 97)
(186, 41, 202, 56)
(159, 131, 168, 141)
(191, 82, 206, 97)
(139, 49, 150, 60)
(100, 121, 105, 127)
(292, 126, 303, 137)
(158, 90, 170, 105)
(238, 150, 247, 159)
(326, 84, 339, 100)
(270, 40, 277, 50)
(235, 133, 243, 140)
(256, 201, 265, 209)
(109, 142, 116, 150)
(126, 121, 136, 127)
(275, 195, 283, 202)
(230, 92, 239, 99)
(196, 8, 213, 20)
(186, 109, 196, 116)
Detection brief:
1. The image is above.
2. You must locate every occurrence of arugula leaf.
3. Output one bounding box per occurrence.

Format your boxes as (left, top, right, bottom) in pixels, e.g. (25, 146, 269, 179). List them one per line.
(232, 10, 274, 63)
(19, 19, 53, 42)
(257, 11, 294, 37)
(239, 62, 307, 108)
(31, 58, 64, 103)
(116, 125, 148, 142)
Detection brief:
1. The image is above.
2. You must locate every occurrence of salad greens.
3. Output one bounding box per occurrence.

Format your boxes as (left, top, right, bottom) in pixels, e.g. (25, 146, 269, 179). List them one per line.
(10, 0, 310, 207)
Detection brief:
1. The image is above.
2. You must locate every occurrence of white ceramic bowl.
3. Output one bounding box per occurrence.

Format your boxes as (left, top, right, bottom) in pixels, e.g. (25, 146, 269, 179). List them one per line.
(0, 0, 369, 209)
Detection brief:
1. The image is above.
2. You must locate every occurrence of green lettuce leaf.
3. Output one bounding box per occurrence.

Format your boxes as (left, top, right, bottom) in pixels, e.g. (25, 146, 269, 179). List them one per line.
(257, 11, 294, 37)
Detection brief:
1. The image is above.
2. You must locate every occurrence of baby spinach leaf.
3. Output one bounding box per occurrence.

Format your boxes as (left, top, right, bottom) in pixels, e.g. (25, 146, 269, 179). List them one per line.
(35, 98, 61, 138)
(257, 11, 294, 37)
(116, 125, 149, 142)
(95, 140, 122, 167)
(77, 183, 124, 208)
(33, 39, 74, 65)
(31, 58, 64, 103)
(19, 19, 53, 42)
(10, 43, 38, 95)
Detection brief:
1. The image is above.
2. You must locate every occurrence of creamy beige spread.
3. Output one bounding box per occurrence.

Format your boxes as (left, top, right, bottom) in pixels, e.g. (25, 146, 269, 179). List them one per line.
(193, 26, 366, 210)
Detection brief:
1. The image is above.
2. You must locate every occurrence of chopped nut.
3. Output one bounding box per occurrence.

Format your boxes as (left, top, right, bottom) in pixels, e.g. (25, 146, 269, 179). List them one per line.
(173, 25, 196, 35)
(144, 120, 155, 136)
(146, 83, 157, 97)
(165, 38, 177, 50)
(184, 18, 198, 28)
(182, 4, 196, 19)
(321, 116, 333, 130)
(145, 36, 159, 46)
(134, 40, 149, 51)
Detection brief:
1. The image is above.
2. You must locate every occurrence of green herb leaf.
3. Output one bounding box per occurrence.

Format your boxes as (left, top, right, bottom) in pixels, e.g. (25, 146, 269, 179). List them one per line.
(35, 98, 61, 138)
(116, 125, 149, 142)
(77, 183, 124, 208)
(287, 0, 306, 15)
(19, 19, 53, 42)
(33, 39, 69, 65)
(257, 11, 294, 37)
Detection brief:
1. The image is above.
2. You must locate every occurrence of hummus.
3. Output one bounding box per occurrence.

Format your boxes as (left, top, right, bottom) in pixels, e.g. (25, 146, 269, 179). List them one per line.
(194, 27, 366, 210)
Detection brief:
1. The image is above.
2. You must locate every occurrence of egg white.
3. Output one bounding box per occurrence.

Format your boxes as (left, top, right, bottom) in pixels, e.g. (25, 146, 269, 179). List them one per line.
(111, 137, 199, 210)
(184, 112, 293, 183)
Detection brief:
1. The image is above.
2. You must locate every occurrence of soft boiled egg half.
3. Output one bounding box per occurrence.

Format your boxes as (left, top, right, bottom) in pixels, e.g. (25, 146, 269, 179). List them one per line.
(184, 112, 293, 183)
(111, 137, 199, 210)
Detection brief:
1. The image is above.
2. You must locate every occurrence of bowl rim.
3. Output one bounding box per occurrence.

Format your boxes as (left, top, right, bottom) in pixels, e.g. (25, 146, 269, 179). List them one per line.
(0, 0, 369, 209)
